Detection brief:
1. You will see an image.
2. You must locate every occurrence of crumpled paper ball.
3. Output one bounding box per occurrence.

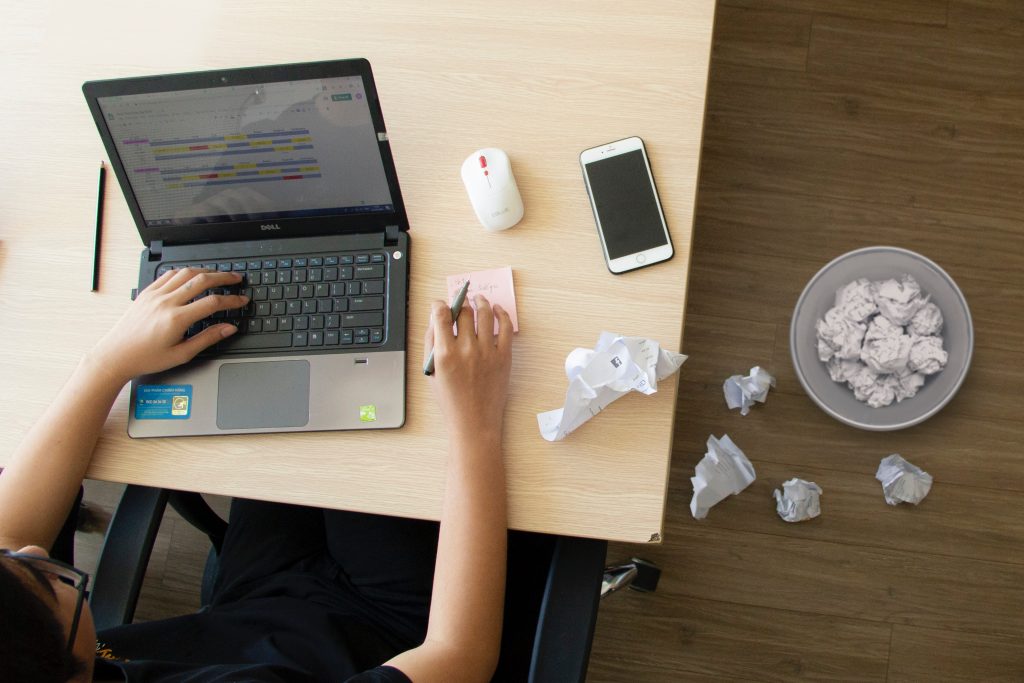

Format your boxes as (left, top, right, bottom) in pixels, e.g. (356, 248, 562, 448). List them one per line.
(723, 366, 775, 416)
(875, 454, 932, 505)
(773, 478, 822, 522)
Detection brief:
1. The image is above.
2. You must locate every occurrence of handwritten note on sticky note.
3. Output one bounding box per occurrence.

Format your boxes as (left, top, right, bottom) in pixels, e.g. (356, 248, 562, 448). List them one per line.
(446, 266, 520, 334)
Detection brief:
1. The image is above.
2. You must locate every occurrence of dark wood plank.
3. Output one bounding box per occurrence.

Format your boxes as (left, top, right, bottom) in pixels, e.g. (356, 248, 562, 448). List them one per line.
(684, 250, 816, 326)
(949, 0, 1024, 36)
(712, 5, 811, 72)
(694, 187, 1024, 296)
(680, 313, 778, 388)
(590, 593, 891, 682)
(888, 624, 1024, 681)
(132, 583, 201, 624)
(721, 0, 948, 26)
(700, 13, 1024, 223)
(808, 15, 1024, 93)
(130, 518, 203, 623)
(708, 61, 1024, 127)
(651, 521, 1024, 637)
(699, 78, 1024, 222)
(589, 662, 740, 683)
(159, 519, 213, 594)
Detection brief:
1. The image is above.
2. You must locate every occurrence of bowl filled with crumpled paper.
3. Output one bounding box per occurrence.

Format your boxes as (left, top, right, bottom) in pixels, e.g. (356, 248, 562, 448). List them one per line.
(790, 246, 973, 431)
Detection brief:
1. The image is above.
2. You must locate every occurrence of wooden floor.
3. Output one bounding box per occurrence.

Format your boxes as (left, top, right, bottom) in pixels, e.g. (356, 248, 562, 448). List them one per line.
(589, 1, 1024, 680)
(76, 1, 1024, 679)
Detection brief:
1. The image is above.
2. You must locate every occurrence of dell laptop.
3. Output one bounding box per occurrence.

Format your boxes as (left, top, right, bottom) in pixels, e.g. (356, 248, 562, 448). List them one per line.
(83, 59, 409, 437)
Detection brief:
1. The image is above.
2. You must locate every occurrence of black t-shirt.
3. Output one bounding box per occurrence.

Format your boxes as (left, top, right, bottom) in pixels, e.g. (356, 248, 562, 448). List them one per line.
(94, 564, 415, 682)
(94, 658, 409, 683)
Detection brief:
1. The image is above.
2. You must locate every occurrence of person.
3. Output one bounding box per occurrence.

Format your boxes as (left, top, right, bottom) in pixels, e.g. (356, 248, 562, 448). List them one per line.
(0, 266, 514, 682)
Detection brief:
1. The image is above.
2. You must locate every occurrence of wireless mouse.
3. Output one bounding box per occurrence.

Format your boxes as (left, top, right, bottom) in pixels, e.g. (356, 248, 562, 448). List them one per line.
(460, 148, 524, 231)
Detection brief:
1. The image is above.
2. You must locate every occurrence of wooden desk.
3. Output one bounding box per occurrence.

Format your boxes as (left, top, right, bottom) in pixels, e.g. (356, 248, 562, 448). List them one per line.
(0, 1, 714, 543)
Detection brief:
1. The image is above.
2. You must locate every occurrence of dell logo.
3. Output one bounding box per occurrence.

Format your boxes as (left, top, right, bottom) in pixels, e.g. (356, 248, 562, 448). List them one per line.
(260, 223, 281, 231)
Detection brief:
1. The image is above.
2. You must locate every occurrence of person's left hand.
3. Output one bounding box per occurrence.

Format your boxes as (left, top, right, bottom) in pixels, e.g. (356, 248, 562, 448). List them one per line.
(88, 268, 249, 384)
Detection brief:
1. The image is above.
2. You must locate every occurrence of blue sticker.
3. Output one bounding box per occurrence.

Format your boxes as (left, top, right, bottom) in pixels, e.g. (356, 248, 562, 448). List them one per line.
(135, 385, 193, 420)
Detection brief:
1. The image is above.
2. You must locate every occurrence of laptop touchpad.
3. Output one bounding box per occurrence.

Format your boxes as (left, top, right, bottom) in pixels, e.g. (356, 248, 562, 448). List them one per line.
(217, 361, 310, 430)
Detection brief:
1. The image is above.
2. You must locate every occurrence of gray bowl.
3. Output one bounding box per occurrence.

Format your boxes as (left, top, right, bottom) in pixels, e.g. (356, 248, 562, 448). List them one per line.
(790, 246, 973, 431)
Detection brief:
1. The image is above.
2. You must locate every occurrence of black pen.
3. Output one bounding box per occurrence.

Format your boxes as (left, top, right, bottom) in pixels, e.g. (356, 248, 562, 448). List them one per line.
(92, 162, 106, 292)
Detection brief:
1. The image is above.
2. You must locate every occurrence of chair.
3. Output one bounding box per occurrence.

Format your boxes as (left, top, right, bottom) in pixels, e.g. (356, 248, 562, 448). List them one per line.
(87, 485, 607, 683)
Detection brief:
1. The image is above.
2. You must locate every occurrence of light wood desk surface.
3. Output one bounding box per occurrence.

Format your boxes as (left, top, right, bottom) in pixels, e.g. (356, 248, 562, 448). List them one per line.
(0, 1, 714, 543)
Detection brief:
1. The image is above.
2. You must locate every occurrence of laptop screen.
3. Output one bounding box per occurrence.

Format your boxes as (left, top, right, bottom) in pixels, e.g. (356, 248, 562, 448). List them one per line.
(97, 75, 394, 228)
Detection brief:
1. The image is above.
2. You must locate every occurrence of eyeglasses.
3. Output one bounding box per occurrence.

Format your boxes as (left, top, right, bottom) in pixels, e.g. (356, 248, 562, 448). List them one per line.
(1, 550, 90, 651)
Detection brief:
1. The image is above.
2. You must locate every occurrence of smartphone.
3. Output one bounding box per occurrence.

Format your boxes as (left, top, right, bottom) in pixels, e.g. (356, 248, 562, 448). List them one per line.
(580, 136, 673, 274)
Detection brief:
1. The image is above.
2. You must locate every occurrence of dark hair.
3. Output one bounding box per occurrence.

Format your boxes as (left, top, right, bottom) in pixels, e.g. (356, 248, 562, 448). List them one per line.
(0, 559, 86, 682)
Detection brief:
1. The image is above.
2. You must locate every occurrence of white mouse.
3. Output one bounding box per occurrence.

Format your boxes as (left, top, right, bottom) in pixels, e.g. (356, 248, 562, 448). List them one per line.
(460, 148, 524, 231)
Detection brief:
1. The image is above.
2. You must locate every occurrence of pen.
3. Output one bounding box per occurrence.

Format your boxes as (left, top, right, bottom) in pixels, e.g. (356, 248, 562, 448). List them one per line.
(423, 279, 471, 376)
(92, 162, 106, 292)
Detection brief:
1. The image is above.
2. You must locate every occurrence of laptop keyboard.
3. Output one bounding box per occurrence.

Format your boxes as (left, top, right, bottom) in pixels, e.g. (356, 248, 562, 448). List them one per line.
(157, 251, 389, 355)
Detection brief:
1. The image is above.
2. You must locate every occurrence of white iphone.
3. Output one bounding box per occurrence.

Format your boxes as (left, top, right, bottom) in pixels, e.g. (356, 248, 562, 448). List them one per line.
(580, 136, 674, 274)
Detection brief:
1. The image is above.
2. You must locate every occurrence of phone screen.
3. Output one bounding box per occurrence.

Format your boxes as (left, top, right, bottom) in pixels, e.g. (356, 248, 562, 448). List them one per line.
(584, 149, 668, 260)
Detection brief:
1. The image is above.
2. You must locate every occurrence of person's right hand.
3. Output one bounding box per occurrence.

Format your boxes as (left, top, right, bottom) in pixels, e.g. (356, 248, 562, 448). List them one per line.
(424, 295, 513, 444)
(88, 268, 249, 384)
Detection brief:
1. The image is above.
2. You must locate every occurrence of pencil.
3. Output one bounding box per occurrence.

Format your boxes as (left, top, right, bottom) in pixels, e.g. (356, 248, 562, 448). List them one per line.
(423, 279, 471, 376)
(92, 162, 106, 292)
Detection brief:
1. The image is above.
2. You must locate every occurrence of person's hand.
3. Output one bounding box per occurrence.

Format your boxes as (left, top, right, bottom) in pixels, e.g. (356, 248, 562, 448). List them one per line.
(424, 295, 513, 444)
(88, 268, 250, 384)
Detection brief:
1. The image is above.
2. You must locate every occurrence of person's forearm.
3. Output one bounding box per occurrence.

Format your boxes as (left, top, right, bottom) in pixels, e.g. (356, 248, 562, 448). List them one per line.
(387, 431, 508, 681)
(428, 432, 507, 653)
(0, 353, 126, 550)
(0, 268, 248, 550)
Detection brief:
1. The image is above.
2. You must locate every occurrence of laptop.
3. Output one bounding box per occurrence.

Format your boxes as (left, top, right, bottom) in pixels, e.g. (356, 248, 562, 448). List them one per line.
(83, 59, 410, 437)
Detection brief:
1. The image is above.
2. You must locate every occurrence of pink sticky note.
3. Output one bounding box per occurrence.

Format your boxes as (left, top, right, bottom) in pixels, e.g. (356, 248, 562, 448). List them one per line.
(446, 266, 520, 334)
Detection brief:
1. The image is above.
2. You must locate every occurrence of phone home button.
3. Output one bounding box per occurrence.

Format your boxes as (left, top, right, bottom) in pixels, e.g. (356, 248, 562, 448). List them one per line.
(636, 254, 647, 264)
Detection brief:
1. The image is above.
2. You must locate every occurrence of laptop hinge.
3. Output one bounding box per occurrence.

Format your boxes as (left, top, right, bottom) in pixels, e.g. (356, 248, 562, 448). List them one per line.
(384, 224, 400, 246)
(147, 240, 164, 262)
